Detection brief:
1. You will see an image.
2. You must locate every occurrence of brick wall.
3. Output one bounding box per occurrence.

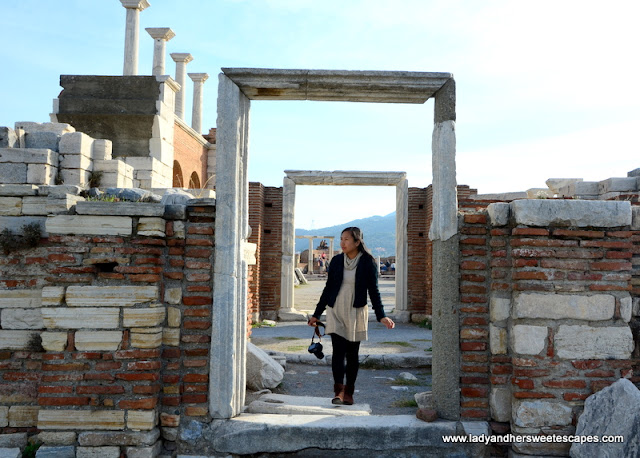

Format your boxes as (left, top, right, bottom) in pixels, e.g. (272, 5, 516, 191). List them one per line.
(248, 183, 283, 322)
(0, 190, 215, 455)
(173, 122, 208, 188)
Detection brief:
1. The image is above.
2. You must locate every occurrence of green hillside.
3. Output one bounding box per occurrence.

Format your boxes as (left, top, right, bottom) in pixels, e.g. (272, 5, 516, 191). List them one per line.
(295, 212, 396, 257)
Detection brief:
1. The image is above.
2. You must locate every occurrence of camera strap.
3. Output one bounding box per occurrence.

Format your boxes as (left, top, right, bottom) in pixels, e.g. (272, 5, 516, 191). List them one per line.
(311, 321, 325, 343)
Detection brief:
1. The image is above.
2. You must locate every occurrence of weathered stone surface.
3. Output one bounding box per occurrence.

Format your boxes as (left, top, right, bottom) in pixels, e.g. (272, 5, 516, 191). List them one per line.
(40, 332, 68, 351)
(514, 400, 572, 427)
(75, 331, 122, 351)
(0, 163, 27, 183)
(0, 148, 57, 164)
(25, 132, 60, 150)
(127, 410, 157, 431)
(511, 199, 631, 227)
(78, 428, 160, 446)
(0, 127, 18, 147)
(0, 406, 7, 427)
(162, 328, 180, 346)
(42, 308, 119, 329)
(41, 287, 65, 306)
(27, 162, 55, 185)
(490, 295, 510, 322)
(123, 307, 165, 328)
(0, 309, 43, 329)
(0, 290, 41, 308)
(472, 191, 527, 201)
(0, 448, 20, 458)
(246, 394, 371, 416)
(599, 177, 638, 193)
(490, 387, 511, 422)
(568, 181, 599, 196)
(167, 307, 181, 327)
(555, 325, 634, 359)
(633, 206, 640, 230)
(490, 324, 507, 355)
(621, 296, 632, 322)
(510, 325, 547, 355)
(124, 441, 162, 458)
(66, 286, 158, 307)
(75, 201, 165, 217)
(414, 391, 433, 410)
(14, 122, 74, 136)
(21, 196, 48, 215)
(487, 203, 510, 226)
(513, 293, 615, 321)
(40, 185, 81, 197)
(35, 432, 76, 446)
(92, 139, 113, 161)
(35, 446, 75, 458)
(137, 217, 165, 236)
(46, 215, 132, 236)
(202, 414, 487, 456)
(246, 342, 285, 390)
(0, 184, 38, 196)
(46, 194, 85, 215)
(131, 332, 162, 348)
(0, 330, 39, 350)
(0, 198, 21, 216)
(8, 406, 38, 427)
(416, 408, 438, 422)
(76, 446, 120, 458)
(0, 433, 27, 448)
(59, 132, 93, 156)
(163, 204, 186, 220)
(546, 178, 583, 194)
(161, 427, 178, 441)
(570, 378, 640, 458)
(39, 410, 125, 430)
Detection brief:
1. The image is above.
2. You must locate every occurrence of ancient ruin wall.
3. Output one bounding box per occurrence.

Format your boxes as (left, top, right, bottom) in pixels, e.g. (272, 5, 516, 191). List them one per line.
(0, 185, 214, 455)
(459, 199, 640, 456)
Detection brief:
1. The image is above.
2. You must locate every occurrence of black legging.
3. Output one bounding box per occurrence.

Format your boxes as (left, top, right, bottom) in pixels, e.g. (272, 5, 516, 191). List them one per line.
(330, 333, 361, 386)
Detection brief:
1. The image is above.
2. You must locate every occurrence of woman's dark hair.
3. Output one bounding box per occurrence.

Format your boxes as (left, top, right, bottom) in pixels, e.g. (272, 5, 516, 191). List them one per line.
(341, 227, 373, 258)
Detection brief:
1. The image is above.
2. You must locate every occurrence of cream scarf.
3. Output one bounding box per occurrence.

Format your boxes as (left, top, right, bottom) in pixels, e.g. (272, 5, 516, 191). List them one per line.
(344, 251, 362, 271)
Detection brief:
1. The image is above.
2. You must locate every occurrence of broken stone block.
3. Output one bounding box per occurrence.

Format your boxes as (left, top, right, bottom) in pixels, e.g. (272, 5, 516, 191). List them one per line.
(0, 197, 22, 216)
(414, 391, 433, 410)
(8, 406, 39, 427)
(92, 139, 113, 161)
(416, 408, 438, 422)
(510, 325, 547, 355)
(599, 177, 638, 194)
(14, 122, 74, 136)
(74, 331, 123, 351)
(127, 410, 157, 431)
(545, 178, 583, 194)
(490, 324, 507, 355)
(570, 378, 640, 457)
(40, 332, 68, 352)
(246, 341, 285, 390)
(0, 330, 40, 350)
(123, 307, 165, 328)
(0, 308, 44, 329)
(514, 400, 572, 427)
(21, 197, 48, 215)
(0, 127, 18, 147)
(511, 200, 631, 228)
(490, 387, 511, 422)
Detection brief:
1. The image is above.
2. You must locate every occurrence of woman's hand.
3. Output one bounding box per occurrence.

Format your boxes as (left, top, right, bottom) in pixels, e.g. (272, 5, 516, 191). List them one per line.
(307, 316, 319, 327)
(381, 317, 395, 329)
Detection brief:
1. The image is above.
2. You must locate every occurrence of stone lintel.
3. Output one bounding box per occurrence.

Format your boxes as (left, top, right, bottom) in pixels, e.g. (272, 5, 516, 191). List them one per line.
(222, 68, 452, 103)
(284, 170, 406, 186)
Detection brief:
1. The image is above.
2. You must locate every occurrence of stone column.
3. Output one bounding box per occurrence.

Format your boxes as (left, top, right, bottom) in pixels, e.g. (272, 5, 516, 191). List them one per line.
(280, 177, 296, 314)
(329, 238, 334, 260)
(394, 177, 410, 322)
(308, 238, 314, 274)
(146, 27, 175, 76)
(188, 73, 209, 133)
(430, 78, 460, 421)
(171, 53, 193, 119)
(212, 73, 250, 419)
(120, 0, 150, 76)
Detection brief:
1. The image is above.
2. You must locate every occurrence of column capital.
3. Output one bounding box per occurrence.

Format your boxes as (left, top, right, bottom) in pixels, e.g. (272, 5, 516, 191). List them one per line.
(145, 27, 175, 41)
(171, 53, 194, 64)
(120, 0, 150, 11)
(188, 73, 209, 83)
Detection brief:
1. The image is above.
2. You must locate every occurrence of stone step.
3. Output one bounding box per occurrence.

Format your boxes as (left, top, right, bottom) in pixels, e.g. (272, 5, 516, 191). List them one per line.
(188, 414, 489, 457)
(244, 393, 371, 416)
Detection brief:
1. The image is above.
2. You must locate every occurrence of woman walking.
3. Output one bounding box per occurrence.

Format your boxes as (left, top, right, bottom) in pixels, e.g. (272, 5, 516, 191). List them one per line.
(308, 227, 395, 405)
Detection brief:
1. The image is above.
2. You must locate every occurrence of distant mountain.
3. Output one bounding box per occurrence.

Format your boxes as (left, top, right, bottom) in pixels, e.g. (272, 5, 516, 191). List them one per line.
(295, 212, 396, 257)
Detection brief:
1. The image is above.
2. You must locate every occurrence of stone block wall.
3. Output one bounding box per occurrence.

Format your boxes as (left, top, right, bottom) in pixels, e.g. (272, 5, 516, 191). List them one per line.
(458, 199, 639, 456)
(0, 186, 215, 455)
(248, 183, 283, 322)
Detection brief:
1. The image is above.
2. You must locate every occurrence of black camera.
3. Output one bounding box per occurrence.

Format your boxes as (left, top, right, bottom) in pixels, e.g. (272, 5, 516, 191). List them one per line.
(308, 341, 324, 359)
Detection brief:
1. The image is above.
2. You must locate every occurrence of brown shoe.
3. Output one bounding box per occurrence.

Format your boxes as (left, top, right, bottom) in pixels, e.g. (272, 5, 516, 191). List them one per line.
(343, 384, 355, 405)
(332, 383, 345, 405)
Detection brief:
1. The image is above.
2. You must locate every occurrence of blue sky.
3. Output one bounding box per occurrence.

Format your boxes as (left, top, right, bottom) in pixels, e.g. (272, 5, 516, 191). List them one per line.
(2, 0, 639, 229)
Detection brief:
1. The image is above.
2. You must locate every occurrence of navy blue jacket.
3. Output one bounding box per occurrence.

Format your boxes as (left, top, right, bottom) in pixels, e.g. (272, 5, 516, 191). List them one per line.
(312, 253, 386, 322)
